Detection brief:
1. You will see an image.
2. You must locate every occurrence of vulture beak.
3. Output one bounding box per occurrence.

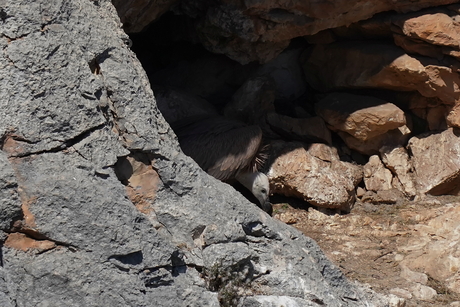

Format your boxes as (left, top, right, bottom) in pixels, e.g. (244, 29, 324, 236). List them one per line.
(261, 199, 273, 215)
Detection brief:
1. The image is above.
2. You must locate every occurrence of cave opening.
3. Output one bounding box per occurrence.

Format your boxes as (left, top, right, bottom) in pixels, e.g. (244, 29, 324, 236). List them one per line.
(120, 2, 460, 214)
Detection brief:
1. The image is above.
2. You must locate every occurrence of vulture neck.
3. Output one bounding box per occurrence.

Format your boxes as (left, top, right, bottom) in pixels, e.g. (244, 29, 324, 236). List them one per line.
(236, 172, 260, 192)
(235, 171, 268, 204)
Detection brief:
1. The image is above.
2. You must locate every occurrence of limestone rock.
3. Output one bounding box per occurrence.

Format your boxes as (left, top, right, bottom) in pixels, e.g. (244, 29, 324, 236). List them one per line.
(316, 93, 406, 141)
(302, 41, 460, 106)
(0, 1, 385, 306)
(361, 189, 406, 204)
(267, 141, 362, 210)
(410, 284, 437, 301)
(408, 128, 460, 195)
(267, 113, 332, 145)
(380, 146, 417, 197)
(172, 0, 459, 64)
(400, 265, 428, 284)
(364, 155, 393, 192)
(390, 288, 412, 300)
(394, 11, 460, 51)
(338, 125, 412, 156)
(447, 103, 460, 128)
(400, 204, 460, 294)
(0, 152, 22, 230)
(388, 295, 406, 307)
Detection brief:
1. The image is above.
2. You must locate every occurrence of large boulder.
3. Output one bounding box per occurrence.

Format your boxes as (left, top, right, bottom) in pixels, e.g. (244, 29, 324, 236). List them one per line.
(0, 0, 385, 306)
(302, 41, 460, 106)
(392, 8, 460, 60)
(316, 93, 407, 141)
(380, 146, 417, 197)
(408, 128, 460, 195)
(267, 141, 362, 211)
(363, 155, 393, 192)
(170, 0, 460, 64)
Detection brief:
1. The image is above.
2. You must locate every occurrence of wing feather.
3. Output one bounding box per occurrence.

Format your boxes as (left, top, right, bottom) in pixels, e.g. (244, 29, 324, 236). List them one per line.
(172, 116, 263, 181)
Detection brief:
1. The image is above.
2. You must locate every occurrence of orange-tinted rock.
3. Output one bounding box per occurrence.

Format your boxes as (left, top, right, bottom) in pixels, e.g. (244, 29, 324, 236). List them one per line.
(114, 154, 161, 216)
(394, 12, 460, 49)
(447, 103, 460, 127)
(302, 41, 460, 106)
(4, 232, 56, 252)
(363, 155, 393, 192)
(337, 125, 412, 156)
(408, 128, 460, 195)
(188, 0, 459, 63)
(400, 205, 460, 294)
(316, 93, 406, 141)
(267, 141, 362, 210)
(380, 146, 417, 197)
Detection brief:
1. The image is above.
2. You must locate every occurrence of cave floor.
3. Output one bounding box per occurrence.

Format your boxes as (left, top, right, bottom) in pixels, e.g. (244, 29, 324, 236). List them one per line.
(272, 195, 460, 307)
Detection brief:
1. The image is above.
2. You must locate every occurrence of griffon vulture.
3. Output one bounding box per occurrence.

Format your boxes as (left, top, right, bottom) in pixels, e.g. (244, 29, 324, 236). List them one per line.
(172, 115, 272, 214)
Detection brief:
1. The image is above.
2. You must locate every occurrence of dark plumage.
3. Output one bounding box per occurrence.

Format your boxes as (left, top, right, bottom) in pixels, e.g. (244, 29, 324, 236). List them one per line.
(172, 115, 271, 214)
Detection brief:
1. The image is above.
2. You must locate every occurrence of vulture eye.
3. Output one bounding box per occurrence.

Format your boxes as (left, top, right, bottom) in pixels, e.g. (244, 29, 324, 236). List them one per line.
(261, 189, 267, 194)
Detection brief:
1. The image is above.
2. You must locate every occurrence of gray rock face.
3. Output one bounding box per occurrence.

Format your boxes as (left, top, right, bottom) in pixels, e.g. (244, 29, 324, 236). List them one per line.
(0, 1, 386, 306)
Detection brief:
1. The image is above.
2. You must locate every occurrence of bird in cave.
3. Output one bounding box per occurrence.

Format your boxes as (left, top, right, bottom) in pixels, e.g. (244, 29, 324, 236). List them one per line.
(172, 115, 272, 214)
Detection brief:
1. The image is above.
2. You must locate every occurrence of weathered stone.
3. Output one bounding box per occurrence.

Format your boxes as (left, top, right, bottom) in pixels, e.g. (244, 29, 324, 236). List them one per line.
(153, 86, 218, 124)
(400, 204, 460, 294)
(171, 0, 459, 63)
(0, 152, 22, 231)
(408, 128, 460, 195)
(380, 146, 416, 197)
(356, 187, 366, 198)
(388, 295, 406, 307)
(0, 1, 387, 306)
(302, 41, 460, 105)
(4, 233, 56, 253)
(238, 295, 319, 307)
(364, 155, 393, 192)
(394, 12, 460, 50)
(316, 93, 406, 141)
(361, 189, 405, 205)
(393, 34, 445, 60)
(390, 288, 413, 300)
(410, 284, 437, 301)
(267, 141, 362, 210)
(267, 113, 332, 144)
(400, 265, 428, 284)
(338, 125, 412, 156)
(447, 103, 460, 128)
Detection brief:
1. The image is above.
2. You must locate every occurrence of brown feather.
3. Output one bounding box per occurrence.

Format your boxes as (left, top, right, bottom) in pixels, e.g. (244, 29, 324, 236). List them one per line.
(172, 115, 266, 182)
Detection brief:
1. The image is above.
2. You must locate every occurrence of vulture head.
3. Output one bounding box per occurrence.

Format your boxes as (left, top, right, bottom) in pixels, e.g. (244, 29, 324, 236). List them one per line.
(172, 115, 272, 214)
(235, 171, 271, 214)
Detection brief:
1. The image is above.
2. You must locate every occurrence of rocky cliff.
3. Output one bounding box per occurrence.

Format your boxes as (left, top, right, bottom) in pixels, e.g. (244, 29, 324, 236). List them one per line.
(0, 1, 388, 306)
(1, 0, 460, 306)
